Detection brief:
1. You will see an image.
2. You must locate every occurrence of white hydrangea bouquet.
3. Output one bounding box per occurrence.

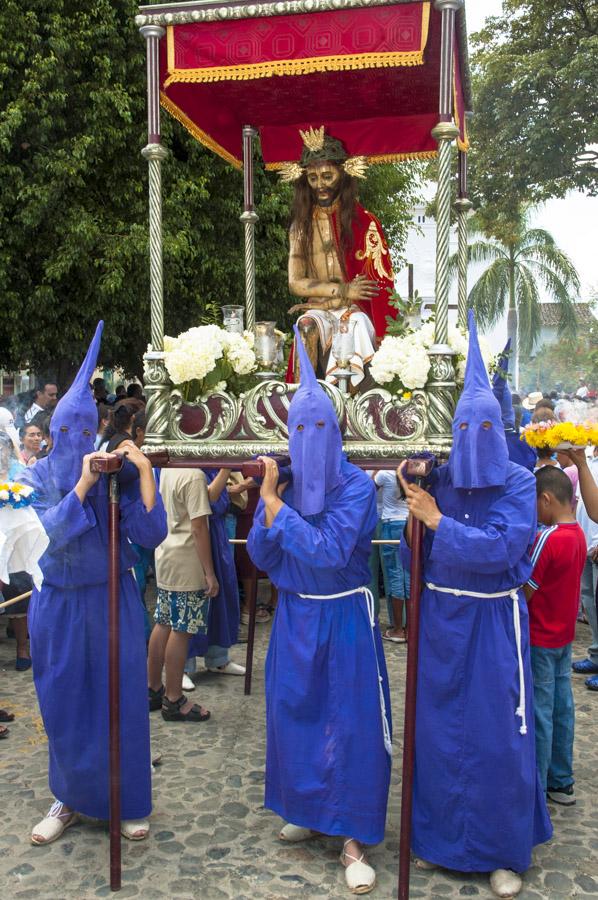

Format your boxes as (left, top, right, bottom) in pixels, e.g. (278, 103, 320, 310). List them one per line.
(370, 320, 494, 399)
(163, 325, 257, 400)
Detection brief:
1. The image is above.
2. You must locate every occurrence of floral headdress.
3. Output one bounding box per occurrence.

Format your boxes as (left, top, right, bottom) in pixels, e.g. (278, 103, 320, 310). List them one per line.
(277, 126, 369, 183)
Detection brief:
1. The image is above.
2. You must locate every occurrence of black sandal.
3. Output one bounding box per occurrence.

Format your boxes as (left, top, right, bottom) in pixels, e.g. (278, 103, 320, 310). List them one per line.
(148, 684, 165, 712)
(0, 710, 15, 723)
(161, 695, 211, 723)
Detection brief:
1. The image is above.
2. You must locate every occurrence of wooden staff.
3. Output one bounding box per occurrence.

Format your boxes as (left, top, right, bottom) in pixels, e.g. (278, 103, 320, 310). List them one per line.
(89, 453, 124, 891)
(398, 456, 434, 900)
(108, 471, 122, 892)
(0, 590, 33, 611)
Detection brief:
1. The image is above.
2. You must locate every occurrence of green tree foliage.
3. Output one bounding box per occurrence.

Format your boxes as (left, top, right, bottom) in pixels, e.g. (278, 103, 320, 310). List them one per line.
(469, 0, 598, 222)
(450, 212, 581, 383)
(0, 0, 420, 381)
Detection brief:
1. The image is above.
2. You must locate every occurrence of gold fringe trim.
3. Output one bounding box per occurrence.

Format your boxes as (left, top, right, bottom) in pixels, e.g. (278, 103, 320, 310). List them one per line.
(160, 93, 243, 169)
(167, 24, 175, 73)
(165, 50, 426, 85)
(453, 69, 470, 153)
(165, 4, 431, 84)
(265, 149, 437, 170)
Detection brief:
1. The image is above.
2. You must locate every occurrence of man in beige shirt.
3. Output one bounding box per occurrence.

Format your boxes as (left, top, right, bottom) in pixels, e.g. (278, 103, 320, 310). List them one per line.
(148, 468, 219, 722)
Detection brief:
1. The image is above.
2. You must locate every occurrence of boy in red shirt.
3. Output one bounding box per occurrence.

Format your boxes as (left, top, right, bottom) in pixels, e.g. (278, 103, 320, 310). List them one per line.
(525, 467, 586, 805)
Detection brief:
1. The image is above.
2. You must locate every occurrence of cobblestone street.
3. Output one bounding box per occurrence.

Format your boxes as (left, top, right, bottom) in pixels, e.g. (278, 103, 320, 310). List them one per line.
(1, 597, 598, 900)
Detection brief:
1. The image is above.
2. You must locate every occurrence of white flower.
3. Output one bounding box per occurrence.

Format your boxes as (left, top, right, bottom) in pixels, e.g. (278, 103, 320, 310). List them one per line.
(214, 381, 227, 393)
(412, 321, 436, 349)
(222, 332, 257, 376)
(242, 330, 255, 349)
(164, 325, 227, 385)
(163, 335, 178, 352)
(371, 335, 430, 390)
(18, 485, 33, 497)
(0, 489, 9, 501)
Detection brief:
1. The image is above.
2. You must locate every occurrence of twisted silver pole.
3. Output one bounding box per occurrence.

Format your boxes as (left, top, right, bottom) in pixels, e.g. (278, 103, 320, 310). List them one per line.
(431, 124, 458, 345)
(454, 196, 472, 330)
(140, 24, 170, 444)
(241, 126, 258, 333)
(242, 213, 258, 333)
(142, 144, 168, 351)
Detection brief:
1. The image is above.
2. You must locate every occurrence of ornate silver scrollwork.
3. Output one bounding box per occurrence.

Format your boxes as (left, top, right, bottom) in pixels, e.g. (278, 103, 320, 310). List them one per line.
(168, 389, 242, 442)
(152, 378, 437, 458)
(426, 345, 456, 441)
(242, 379, 346, 440)
(143, 351, 171, 444)
(347, 389, 427, 442)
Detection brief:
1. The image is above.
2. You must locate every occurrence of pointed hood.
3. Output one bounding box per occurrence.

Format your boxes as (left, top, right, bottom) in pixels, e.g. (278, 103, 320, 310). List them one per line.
(449, 311, 508, 489)
(492, 339, 515, 430)
(47, 321, 104, 492)
(288, 326, 342, 516)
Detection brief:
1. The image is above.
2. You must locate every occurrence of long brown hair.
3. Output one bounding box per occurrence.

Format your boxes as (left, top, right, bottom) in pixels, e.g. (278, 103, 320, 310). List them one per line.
(290, 170, 359, 275)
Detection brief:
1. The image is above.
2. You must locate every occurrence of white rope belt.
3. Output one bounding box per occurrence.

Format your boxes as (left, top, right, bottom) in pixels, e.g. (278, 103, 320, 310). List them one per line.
(426, 582, 527, 736)
(297, 585, 393, 757)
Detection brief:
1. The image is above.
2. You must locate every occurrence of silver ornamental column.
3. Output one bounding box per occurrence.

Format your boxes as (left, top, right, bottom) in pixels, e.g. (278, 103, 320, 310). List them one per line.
(427, 0, 462, 443)
(140, 24, 170, 445)
(241, 125, 258, 333)
(454, 141, 473, 330)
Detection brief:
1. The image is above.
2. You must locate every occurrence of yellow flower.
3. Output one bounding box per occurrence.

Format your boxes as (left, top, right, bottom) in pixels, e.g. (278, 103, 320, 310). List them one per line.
(402, 391, 412, 401)
(11, 483, 22, 493)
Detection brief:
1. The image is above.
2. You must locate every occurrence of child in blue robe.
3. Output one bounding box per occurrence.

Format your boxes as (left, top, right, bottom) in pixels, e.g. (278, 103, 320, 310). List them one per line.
(248, 328, 391, 895)
(398, 312, 552, 899)
(23, 322, 167, 845)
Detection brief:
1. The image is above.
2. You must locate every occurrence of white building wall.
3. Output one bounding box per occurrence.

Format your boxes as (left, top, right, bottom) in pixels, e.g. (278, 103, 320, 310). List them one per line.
(394, 187, 509, 353)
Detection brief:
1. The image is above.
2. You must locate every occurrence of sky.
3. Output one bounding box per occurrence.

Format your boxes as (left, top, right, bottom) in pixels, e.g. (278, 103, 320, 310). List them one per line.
(464, 0, 598, 301)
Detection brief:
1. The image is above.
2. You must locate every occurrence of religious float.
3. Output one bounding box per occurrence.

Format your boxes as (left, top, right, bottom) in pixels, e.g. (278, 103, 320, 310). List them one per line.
(125, 3, 474, 897)
(134, 0, 474, 463)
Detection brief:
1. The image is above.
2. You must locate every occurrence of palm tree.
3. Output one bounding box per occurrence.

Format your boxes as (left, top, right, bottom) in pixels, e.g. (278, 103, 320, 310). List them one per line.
(450, 214, 581, 387)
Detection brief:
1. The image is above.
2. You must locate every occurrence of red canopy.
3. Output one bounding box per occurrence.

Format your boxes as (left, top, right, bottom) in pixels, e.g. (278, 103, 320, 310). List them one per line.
(151, 0, 469, 168)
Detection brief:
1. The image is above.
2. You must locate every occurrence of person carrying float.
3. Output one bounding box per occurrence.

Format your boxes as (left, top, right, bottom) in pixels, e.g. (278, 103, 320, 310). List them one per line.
(282, 126, 395, 389)
(397, 311, 552, 900)
(492, 338, 537, 471)
(247, 328, 391, 895)
(22, 322, 167, 845)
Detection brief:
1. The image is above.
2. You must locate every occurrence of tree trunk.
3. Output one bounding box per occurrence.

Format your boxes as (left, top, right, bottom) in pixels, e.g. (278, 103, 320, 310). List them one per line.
(507, 249, 518, 390)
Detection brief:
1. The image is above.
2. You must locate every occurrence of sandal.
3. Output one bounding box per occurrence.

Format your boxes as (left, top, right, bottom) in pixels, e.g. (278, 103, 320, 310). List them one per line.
(382, 630, 407, 644)
(31, 800, 78, 845)
(0, 710, 14, 723)
(414, 857, 437, 870)
(240, 607, 272, 625)
(121, 818, 150, 841)
(161, 695, 211, 723)
(148, 684, 165, 712)
(0, 725, 9, 739)
(279, 823, 318, 842)
(340, 840, 376, 895)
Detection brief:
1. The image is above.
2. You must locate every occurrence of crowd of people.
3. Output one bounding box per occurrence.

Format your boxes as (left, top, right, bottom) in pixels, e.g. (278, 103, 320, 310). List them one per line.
(1, 317, 597, 899)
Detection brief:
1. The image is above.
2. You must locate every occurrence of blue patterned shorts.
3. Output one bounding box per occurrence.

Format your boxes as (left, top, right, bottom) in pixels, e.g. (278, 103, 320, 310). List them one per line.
(154, 589, 209, 634)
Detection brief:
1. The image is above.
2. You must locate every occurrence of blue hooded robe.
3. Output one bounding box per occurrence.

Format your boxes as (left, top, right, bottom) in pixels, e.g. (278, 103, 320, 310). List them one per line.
(400, 312, 552, 872)
(187, 469, 240, 658)
(247, 329, 391, 844)
(22, 322, 167, 820)
(492, 339, 537, 472)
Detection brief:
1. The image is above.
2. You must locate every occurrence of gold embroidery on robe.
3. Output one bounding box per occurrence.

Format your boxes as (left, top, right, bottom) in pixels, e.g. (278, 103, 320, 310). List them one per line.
(355, 220, 393, 280)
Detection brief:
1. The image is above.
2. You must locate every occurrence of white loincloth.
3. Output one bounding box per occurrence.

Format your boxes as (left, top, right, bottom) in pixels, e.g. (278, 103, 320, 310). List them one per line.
(296, 307, 376, 387)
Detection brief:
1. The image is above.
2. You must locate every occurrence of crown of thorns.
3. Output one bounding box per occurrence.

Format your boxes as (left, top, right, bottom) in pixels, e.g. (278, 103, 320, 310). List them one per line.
(277, 127, 369, 183)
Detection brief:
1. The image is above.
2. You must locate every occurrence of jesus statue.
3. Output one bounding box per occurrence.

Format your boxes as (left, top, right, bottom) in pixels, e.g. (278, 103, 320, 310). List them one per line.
(280, 126, 396, 389)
